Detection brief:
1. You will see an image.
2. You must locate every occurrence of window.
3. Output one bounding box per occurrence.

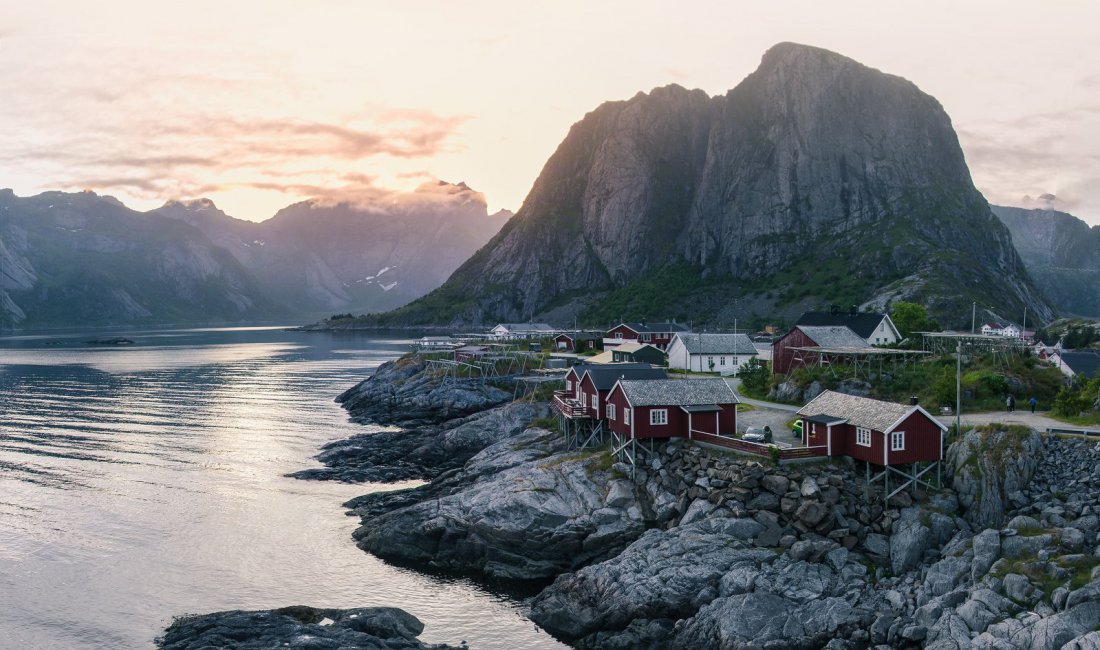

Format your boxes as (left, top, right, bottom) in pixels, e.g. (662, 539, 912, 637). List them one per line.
(580, 392, 587, 407)
(566, 380, 572, 391)
(810, 422, 817, 435)
(624, 409, 631, 425)
(592, 394, 599, 411)
(720, 356, 726, 366)
(650, 409, 668, 425)
(708, 356, 714, 366)
(891, 430, 905, 451)
(606, 404, 615, 420)
(856, 427, 871, 447)
(615, 331, 623, 339)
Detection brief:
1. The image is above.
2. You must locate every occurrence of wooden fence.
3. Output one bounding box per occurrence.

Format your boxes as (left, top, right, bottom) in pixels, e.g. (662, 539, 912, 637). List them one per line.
(691, 431, 829, 462)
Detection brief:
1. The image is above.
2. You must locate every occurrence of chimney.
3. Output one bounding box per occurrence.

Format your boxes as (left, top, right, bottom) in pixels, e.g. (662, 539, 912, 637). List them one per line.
(909, 396, 919, 406)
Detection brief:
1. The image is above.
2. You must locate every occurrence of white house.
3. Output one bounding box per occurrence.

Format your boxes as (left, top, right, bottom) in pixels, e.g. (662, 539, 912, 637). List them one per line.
(489, 323, 557, 340)
(980, 322, 1023, 338)
(667, 333, 758, 375)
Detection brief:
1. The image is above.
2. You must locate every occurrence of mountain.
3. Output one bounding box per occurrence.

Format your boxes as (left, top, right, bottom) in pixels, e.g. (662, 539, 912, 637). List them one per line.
(0, 189, 275, 327)
(154, 182, 512, 318)
(992, 205, 1100, 318)
(377, 43, 1054, 329)
(0, 182, 510, 328)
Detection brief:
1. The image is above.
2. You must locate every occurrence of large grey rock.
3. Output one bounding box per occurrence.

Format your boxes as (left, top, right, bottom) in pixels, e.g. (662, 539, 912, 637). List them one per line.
(761, 474, 790, 495)
(529, 519, 772, 644)
(337, 357, 511, 427)
(972, 529, 1002, 581)
(891, 507, 933, 574)
(1061, 631, 1100, 650)
(352, 429, 645, 581)
(948, 427, 1043, 529)
(156, 605, 462, 649)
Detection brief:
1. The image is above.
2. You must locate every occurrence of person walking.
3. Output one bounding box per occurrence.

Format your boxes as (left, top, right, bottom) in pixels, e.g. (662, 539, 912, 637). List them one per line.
(1007, 395, 1015, 412)
(1029, 396, 1037, 414)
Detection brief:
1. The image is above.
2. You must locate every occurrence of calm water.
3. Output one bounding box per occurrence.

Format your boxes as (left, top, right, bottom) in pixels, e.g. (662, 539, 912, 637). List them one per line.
(0, 326, 565, 649)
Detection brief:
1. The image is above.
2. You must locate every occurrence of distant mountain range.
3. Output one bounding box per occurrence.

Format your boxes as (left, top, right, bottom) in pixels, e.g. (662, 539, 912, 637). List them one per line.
(993, 205, 1100, 318)
(0, 183, 510, 328)
(372, 42, 1055, 329)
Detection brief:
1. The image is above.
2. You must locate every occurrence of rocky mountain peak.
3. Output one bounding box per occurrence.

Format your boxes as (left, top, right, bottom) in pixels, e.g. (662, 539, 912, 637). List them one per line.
(379, 43, 1054, 328)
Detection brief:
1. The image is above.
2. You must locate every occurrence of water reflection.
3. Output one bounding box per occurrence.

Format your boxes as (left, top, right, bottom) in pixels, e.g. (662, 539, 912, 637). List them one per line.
(0, 327, 565, 649)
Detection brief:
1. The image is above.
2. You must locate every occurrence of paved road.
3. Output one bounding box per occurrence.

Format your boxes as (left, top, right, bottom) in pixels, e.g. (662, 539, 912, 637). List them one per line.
(937, 410, 1100, 433)
(724, 378, 800, 412)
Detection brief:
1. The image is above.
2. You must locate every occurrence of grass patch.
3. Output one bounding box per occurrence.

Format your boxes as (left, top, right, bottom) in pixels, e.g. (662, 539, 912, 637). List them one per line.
(737, 403, 757, 413)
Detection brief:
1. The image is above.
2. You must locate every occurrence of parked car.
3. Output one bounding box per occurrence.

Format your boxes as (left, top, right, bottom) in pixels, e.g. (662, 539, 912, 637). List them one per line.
(743, 426, 773, 443)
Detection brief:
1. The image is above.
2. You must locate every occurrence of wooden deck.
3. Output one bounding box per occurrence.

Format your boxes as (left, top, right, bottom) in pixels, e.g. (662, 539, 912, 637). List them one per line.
(552, 394, 589, 419)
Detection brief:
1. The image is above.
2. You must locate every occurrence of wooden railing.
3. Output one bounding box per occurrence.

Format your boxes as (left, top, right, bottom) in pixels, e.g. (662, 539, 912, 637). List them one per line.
(552, 394, 589, 419)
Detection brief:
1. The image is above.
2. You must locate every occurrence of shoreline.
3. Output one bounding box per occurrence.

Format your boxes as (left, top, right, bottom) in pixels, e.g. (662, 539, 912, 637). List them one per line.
(160, 353, 1100, 649)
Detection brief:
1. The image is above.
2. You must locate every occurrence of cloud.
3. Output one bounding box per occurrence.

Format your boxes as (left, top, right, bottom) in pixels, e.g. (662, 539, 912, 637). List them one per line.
(0, 106, 468, 214)
(956, 104, 1100, 224)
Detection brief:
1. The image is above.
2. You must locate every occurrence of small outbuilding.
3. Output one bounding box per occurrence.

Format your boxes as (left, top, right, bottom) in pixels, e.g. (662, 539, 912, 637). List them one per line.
(610, 342, 667, 365)
(554, 332, 602, 352)
(605, 378, 738, 443)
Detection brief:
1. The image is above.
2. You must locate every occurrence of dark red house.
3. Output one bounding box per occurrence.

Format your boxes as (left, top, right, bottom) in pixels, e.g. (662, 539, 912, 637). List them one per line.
(574, 365, 668, 420)
(554, 332, 602, 352)
(796, 390, 946, 467)
(606, 378, 737, 441)
(603, 322, 691, 351)
(771, 325, 869, 375)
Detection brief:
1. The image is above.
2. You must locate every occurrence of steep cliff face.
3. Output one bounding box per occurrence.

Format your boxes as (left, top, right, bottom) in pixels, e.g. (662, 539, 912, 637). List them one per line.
(0, 190, 274, 327)
(992, 205, 1100, 317)
(384, 43, 1054, 327)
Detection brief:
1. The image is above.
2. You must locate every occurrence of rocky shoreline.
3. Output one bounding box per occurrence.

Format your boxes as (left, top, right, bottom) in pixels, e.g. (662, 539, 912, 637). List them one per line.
(163, 357, 1100, 649)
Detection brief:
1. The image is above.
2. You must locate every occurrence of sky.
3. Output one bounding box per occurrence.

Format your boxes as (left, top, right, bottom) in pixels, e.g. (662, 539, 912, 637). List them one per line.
(1, 1, 1098, 224)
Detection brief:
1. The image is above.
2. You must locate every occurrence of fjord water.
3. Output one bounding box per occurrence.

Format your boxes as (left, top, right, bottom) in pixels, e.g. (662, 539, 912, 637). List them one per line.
(0, 327, 564, 649)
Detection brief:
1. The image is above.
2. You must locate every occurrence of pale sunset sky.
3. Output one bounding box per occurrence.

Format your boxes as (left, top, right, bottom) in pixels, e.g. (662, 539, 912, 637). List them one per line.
(2, 1, 1098, 223)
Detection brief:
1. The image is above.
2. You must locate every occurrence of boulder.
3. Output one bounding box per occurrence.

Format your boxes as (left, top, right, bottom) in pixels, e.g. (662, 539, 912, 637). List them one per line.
(156, 606, 461, 650)
(891, 507, 933, 575)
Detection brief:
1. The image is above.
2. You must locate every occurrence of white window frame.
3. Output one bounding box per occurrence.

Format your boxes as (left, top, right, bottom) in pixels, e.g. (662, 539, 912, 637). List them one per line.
(650, 409, 668, 426)
(592, 394, 599, 412)
(615, 331, 624, 339)
(810, 422, 816, 435)
(566, 380, 572, 391)
(856, 427, 871, 447)
(580, 392, 587, 407)
(606, 403, 615, 420)
(719, 356, 726, 366)
(624, 409, 631, 425)
(891, 430, 905, 451)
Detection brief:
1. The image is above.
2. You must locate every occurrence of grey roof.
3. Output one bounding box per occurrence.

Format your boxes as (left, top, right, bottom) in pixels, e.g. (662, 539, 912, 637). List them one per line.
(796, 311, 890, 339)
(617, 322, 691, 334)
(798, 326, 872, 349)
(617, 378, 737, 407)
(583, 365, 668, 390)
(673, 333, 758, 355)
(1061, 351, 1100, 379)
(797, 390, 930, 432)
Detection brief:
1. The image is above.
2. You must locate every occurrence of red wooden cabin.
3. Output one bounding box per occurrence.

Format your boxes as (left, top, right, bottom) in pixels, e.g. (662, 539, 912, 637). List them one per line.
(554, 332, 602, 352)
(554, 363, 665, 419)
(796, 390, 946, 466)
(605, 378, 737, 441)
(603, 322, 690, 351)
(771, 325, 869, 375)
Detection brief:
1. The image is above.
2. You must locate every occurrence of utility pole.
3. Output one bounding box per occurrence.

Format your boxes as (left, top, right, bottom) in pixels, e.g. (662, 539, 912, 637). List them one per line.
(971, 302, 976, 334)
(956, 341, 962, 436)
(1022, 306, 1027, 337)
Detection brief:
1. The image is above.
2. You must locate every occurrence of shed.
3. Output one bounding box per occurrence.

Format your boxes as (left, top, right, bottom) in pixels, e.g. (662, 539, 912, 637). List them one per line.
(667, 332, 757, 374)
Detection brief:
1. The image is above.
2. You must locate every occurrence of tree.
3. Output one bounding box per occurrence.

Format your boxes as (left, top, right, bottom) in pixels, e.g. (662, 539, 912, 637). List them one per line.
(890, 302, 938, 340)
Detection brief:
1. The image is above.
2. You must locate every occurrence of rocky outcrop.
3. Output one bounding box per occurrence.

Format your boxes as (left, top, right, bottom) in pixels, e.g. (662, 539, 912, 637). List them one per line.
(156, 606, 459, 649)
(376, 42, 1054, 328)
(336, 357, 512, 427)
(349, 426, 646, 581)
(948, 426, 1044, 529)
(291, 400, 544, 482)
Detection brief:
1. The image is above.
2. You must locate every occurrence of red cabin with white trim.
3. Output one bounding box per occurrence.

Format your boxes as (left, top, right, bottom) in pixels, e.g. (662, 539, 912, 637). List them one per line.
(606, 378, 737, 440)
(797, 390, 946, 466)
